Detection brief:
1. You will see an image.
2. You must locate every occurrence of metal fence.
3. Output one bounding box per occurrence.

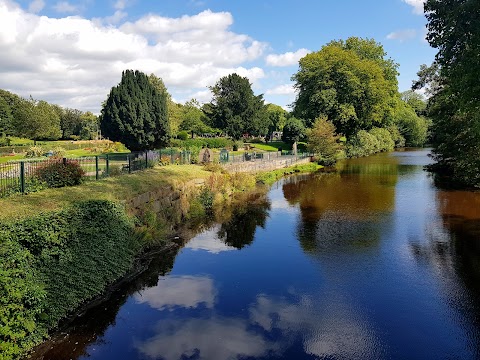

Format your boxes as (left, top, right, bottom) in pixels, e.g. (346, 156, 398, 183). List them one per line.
(0, 149, 191, 198)
(0, 149, 310, 198)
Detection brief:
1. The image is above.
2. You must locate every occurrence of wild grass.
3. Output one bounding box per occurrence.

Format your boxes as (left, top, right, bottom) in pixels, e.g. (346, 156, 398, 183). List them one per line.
(0, 165, 211, 222)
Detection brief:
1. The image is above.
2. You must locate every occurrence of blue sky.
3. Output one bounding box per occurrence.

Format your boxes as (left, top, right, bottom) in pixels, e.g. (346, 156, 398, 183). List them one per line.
(0, 0, 435, 113)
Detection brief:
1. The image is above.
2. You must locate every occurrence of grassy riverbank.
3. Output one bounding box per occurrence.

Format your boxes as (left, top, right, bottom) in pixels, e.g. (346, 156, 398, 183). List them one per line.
(0, 161, 319, 359)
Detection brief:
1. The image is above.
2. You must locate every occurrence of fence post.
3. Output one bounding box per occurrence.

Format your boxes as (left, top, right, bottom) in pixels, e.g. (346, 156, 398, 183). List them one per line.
(106, 154, 109, 177)
(63, 157, 67, 166)
(95, 156, 99, 180)
(128, 154, 132, 173)
(145, 151, 148, 169)
(170, 149, 174, 164)
(20, 162, 25, 194)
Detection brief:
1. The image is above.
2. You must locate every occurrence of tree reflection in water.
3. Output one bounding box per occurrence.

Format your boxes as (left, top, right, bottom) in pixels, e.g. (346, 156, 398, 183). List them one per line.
(217, 191, 271, 249)
(282, 155, 401, 255)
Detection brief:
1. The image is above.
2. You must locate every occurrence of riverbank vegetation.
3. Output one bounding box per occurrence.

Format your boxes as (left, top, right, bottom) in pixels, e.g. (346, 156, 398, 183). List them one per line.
(413, 0, 480, 188)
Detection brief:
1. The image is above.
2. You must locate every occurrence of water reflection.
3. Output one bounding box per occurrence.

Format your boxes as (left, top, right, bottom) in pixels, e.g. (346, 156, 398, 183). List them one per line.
(217, 191, 271, 249)
(282, 156, 401, 254)
(29, 149, 480, 360)
(184, 225, 236, 254)
(134, 276, 217, 310)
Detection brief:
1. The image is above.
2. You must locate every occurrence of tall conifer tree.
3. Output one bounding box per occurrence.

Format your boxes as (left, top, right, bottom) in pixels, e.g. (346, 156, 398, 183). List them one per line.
(100, 70, 169, 151)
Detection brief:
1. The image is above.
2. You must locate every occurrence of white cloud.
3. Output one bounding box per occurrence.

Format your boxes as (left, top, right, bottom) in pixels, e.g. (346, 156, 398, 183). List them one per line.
(387, 29, 417, 42)
(134, 276, 217, 310)
(0, 3, 267, 113)
(53, 1, 79, 14)
(103, 10, 127, 24)
(114, 0, 127, 10)
(403, 0, 425, 15)
(135, 317, 277, 360)
(185, 226, 236, 253)
(266, 48, 310, 67)
(28, 0, 44, 13)
(266, 84, 295, 95)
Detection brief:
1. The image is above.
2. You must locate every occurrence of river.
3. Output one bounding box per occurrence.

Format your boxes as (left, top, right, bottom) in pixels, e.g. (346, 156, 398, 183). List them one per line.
(30, 149, 480, 360)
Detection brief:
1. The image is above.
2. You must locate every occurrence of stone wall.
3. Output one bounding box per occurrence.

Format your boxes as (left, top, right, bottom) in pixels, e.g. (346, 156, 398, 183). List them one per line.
(125, 178, 206, 228)
(222, 156, 312, 173)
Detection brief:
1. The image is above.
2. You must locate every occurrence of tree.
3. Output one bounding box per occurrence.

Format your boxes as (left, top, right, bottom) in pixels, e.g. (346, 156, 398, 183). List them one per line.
(79, 112, 99, 140)
(400, 90, 427, 116)
(282, 118, 305, 144)
(418, 0, 480, 186)
(208, 73, 268, 139)
(180, 99, 211, 138)
(265, 104, 288, 138)
(0, 96, 13, 136)
(306, 116, 343, 165)
(100, 70, 170, 151)
(393, 101, 429, 147)
(58, 107, 83, 139)
(11, 98, 61, 142)
(148, 74, 184, 136)
(292, 37, 398, 138)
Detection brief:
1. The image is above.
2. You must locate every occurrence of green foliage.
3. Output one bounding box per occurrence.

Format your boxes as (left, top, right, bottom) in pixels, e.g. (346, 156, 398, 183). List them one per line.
(11, 98, 62, 141)
(34, 160, 85, 188)
(0, 96, 13, 137)
(306, 116, 343, 166)
(394, 99, 429, 146)
(0, 237, 46, 359)
(198, 187, 214, 213)
(51, 146, 66, 158)
(265, 104, 288, 135)
(25, 146, 44, 158)
(346, 130, 380, 158)
(282, 118, 305, 144)
(100, 70, 170, 151)
(0, 200, 138, 359)
(292, 37, 398, 137)
(400, 90, 427, 116)
(368, 127, 395, 152)
(418, 0, 480, 187)
(255, 163, 323, 185)
(170, 137, 234, 149)
(177, 131, 189, 141)
(179, 99, 213, 137)
(207, 73, 269, 139)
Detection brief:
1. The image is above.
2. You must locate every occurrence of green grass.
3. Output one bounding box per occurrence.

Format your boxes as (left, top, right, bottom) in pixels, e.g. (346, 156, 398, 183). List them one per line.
(0, 154, 24, 163)
(256, 162, 323, 185)
(246, 141, 308, 152)
(0, 165, 212, 222)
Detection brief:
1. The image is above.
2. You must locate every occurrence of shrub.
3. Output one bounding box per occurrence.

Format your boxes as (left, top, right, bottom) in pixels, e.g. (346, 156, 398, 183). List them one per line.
(170, 137, 234, 149)
(51, 146, 66, 158)
(368, 128, 395, 152)
(34, 159, 85, 188)
(346, 130, 380, 158)
(25, 146, 44, 158)
(306, 116, 343, 166)
(177, 131, 189, 140)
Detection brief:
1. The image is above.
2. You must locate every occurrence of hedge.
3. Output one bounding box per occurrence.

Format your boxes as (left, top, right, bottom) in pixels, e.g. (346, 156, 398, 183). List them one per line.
(0, 200, 138, 359)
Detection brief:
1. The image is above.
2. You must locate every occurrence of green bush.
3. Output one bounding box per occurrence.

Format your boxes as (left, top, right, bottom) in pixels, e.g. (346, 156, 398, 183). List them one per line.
(346, 130, 380, 158)
(368, 128, 395, 152)
(25, 146, 44, 158)
(0, 200, 138, 359)
(51, 146, 66, 158)
(177, 131, 189, 141)
(34, 159, 85, 188)
(170, 137, 234, 149)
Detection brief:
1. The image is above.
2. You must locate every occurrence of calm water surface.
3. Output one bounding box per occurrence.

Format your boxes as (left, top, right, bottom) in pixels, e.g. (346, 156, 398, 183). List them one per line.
(33, 149, 480, 360)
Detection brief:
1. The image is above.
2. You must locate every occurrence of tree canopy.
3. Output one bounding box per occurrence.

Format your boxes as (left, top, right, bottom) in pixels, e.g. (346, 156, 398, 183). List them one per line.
(100, 70, 170, 151)
(282, 118, 305, 145)
(207, 73, 268, 139)
(292, 37, 398, 138)
(418, 0, 480, 186)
